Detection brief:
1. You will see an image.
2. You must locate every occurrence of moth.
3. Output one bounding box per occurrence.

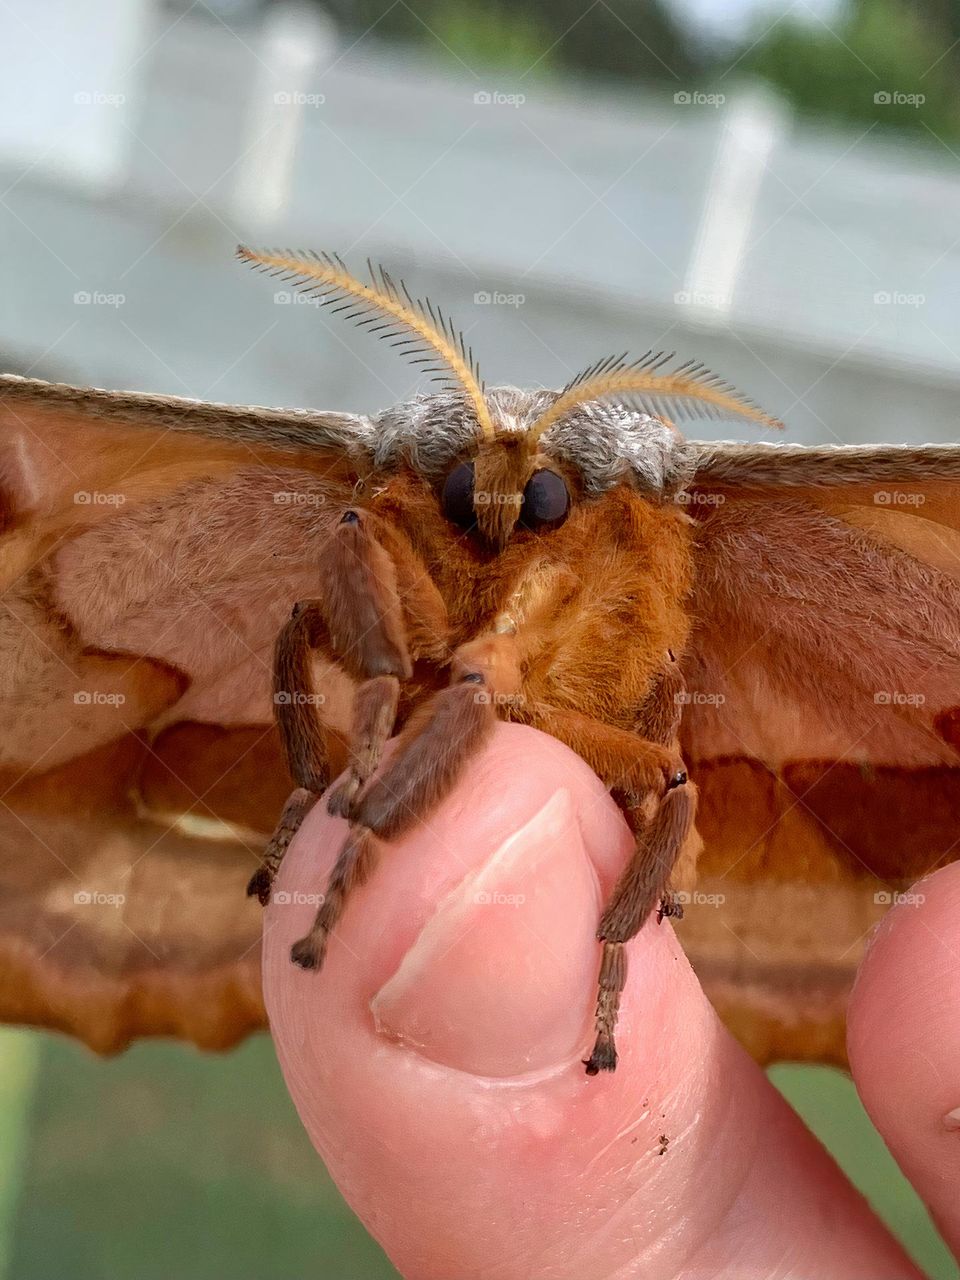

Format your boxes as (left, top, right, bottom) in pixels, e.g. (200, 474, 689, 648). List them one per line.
(1, 247, 958, 1072)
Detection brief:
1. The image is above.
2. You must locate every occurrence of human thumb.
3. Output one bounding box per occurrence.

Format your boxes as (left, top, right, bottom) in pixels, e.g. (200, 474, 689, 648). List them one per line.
(263, 723, 919, 1280)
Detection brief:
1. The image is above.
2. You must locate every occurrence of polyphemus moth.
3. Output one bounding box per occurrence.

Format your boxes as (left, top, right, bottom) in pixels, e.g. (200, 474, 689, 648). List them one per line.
(1, 247, 957, 1070)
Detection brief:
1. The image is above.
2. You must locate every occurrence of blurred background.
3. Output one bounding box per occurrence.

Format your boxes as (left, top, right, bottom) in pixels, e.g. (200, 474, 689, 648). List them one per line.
(0, 0, 958, 1275)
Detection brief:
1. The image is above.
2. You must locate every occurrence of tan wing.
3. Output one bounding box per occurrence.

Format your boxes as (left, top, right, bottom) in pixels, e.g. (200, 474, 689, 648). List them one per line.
(677, 441, 960, 1065)
(0, 375, 371, 1051)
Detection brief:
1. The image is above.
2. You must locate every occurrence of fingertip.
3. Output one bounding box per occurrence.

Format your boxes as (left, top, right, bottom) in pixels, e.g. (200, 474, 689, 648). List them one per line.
(848, 863, 960, 1252)
(370, 787, 604, 1077)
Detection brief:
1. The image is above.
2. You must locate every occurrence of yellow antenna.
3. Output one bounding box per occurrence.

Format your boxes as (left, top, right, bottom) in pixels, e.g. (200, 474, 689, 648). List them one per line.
(527, 352, 783, 443)
(236, 247, 495, 441)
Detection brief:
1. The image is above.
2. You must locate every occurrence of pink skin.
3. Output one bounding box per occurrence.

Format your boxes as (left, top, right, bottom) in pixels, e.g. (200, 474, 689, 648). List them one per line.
(263, 724, 953, 1280)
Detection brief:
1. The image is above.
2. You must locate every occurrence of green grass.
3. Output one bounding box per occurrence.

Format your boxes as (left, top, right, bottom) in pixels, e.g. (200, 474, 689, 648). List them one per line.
(0, 1030, 397, 1280)
(0, 1030, 954, 1279)
(772, 1065, 958, 1280)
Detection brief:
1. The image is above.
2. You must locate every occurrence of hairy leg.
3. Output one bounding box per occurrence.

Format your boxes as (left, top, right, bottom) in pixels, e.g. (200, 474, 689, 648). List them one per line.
(290, 675, 497, 969)
(289, 633, 519, 971)
(524, 662, 695, 1074)
(247, 601, 331, 900)
(524, 705, 685, 801)
(585, 783, 695, 1073)
(248, 786, 318, 906)
(252, 509, 445, 903)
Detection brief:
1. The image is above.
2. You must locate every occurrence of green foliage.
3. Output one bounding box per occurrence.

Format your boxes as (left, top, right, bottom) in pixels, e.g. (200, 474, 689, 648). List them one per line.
(742, 0, 960, 141)
(319, 0, 959, 141)
(319, 0, 697, 82)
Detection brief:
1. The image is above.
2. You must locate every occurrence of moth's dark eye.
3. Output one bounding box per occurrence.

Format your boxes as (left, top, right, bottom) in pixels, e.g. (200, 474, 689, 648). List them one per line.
(441, 461, 476, 528)
(520, 470, 569, 530)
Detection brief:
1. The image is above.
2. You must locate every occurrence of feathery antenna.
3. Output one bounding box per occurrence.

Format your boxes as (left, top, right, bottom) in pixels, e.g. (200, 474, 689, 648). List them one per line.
(527, 352, 783, 443)
(236, 247, 494, 440)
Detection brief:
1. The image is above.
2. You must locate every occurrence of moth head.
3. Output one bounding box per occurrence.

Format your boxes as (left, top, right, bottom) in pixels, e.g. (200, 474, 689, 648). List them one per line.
(401, 374, 781, 549)
(237, 248, 782, 550)
(441, 436, 571, 549)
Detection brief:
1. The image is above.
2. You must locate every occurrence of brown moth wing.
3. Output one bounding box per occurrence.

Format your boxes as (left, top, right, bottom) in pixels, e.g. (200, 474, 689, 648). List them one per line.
(678, 441, 960, 1066)
(0, 375, 371, 1051)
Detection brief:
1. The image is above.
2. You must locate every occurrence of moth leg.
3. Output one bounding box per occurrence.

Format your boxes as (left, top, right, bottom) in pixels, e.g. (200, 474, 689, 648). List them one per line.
(634, 650, 696, 921)
(634, 651, 686, 747)
(326, 674, 400, 819)
(247, 600, 331, 901)
(320, 507, 449, 818)
(275, 600, 334, 792)
(524, 705, 685, 799)
(289, 634, 515, 971)
(248, 787, 318, 906)
(585, 782, 696, 1074)
(289, 825, 379, 971)
(529, 661, 696, 1073)
(253, 507, 439, 903)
